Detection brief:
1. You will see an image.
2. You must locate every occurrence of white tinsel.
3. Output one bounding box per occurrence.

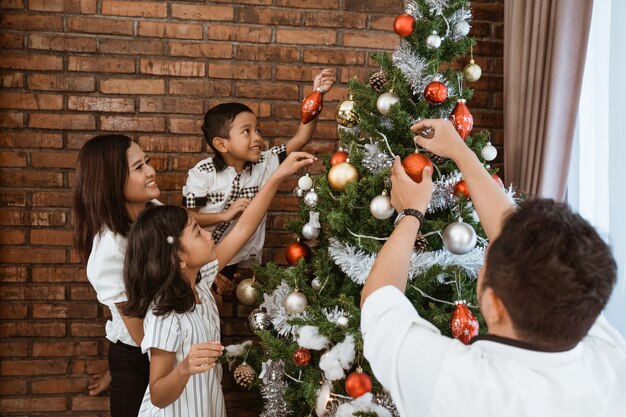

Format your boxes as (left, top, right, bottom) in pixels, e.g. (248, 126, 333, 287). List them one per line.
(318, 335, 355, 381)
(362, 142, 393, 175)
(449, 7, 472, 40)
(328, 238, 485, 285)
(336, 393, 392, 417)
(392, 41, 428, 96)
(297, 325, 329, 351)
(316, 382, 332, 417)
(426, 0, 449, 16)
(259, 360, 291, 417)
(338, 125, 360, 137)
(260, 281, 308, 337)
(323, 306, 350, 326)
(404, 0, 423, 20)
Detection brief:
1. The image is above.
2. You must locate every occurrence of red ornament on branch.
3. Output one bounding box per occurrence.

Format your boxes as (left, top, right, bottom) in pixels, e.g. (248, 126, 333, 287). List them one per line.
(285, 241, 311, 266)
(450, 300, 479, 344)
(449, 99, 473, 140)
(402, 152, 433, 183)
(293, 348, 311, 366)
(492, 173, 505, 190)
(393, 13, 415, 37)
(330, 150, 349, 166)
(453, 180, 470, 198)
(345, 367, 372, 398)
(424, 81, 448, 104)
(301, 89, 323, 124)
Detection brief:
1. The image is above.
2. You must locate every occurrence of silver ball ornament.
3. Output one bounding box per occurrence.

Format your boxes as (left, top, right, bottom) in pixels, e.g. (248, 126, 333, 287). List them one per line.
(369, 192, 394, 220)
(297, 174, 313, 191)
(376, 92, 400, 116)
(236, 278, 258, 306)
(337, 315, 349, 328)
(454, 20, 470, 36)
(284, 290, 308, 314)
(303, 190, 319, 208)
(426, 31, 442, 49)
(311, 277, 322, 291)
(294, 187, 306, 198)
(463, 59, 482, 82)
(248, 308, 271, 331)
(481, 142, 497, 161)
(302, 222, 320, 240)
(443, 219, 477, 255)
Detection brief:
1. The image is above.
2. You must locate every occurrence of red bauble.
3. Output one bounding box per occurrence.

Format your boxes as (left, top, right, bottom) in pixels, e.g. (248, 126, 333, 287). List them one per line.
(293, 348, 311, 366)
(492, 173, 505, 190)
(301, 90, 323, 124)
(345, 368, 372, 398)
(330, 150, 349, 166)
(450, 301, 479, 345)
(424, 81, 448, 104)
(449, 99, 473, 140)
(402, 152, 433, 183)
(393, 13, 415, 37)
(453, 180, 470, 198)
(285, 241, 311, 266)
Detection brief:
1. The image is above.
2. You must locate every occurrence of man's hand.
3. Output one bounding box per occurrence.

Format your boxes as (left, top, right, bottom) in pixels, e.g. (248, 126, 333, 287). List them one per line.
(411, 119, 471, 162)
(313, 68, 337, 94)
(390, 156, 433, 214)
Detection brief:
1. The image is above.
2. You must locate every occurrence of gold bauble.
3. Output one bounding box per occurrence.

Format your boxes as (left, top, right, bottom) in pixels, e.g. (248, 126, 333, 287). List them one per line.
(463, 59, 482, 82)
(328, 162, 359, 192)
(236, 278, 258, 306)
(335, 96, 359, 128)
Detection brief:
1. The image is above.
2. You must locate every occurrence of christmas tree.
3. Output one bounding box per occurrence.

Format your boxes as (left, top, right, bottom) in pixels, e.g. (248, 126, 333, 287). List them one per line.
(228, 1, 509, 416)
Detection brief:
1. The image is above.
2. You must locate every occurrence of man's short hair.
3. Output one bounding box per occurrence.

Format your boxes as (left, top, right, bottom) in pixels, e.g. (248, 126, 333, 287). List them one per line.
(484, 198, 616, 349)
(201, 103, 253, 154)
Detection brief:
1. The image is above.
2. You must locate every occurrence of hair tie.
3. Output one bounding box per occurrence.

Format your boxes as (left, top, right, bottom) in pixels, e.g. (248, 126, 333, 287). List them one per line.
(166, 236, 174, 245)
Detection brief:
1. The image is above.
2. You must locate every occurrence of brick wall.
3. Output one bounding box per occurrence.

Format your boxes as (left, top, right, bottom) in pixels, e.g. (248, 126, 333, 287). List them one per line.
(0, 1, 503, 415)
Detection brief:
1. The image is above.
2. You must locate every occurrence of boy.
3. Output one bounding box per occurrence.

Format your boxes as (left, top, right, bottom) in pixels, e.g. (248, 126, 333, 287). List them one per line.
(183, 69, 336, 278)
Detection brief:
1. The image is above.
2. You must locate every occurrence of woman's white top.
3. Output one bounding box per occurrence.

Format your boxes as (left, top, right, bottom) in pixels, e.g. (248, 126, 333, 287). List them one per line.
(86, 228, 136, 347)
(138, 260, 226, 417)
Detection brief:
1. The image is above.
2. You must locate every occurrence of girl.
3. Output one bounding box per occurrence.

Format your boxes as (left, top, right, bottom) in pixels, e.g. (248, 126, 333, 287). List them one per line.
(73, 135, 159, 416)
(123, 152, 315, 416)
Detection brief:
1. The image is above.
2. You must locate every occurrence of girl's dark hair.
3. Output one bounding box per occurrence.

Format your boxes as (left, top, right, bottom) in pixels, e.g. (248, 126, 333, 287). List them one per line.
(123, 205, 197, 319)
(73, 135, 133, 262)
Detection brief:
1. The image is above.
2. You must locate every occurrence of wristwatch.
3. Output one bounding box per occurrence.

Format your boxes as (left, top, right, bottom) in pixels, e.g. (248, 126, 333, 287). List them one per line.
(394, 208, 425, 229)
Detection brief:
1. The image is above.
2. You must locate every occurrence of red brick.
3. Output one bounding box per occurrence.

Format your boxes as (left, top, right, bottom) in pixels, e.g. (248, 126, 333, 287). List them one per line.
(31, 377, 89, 394)
(70, 285, 97, 300)
(139, 21, 203, 40)
(0, 111, 24, 127)
(1, 13, 64, 31)
(169, 79, 231, 97)
(101, 115, 165, 132)
(0, 72, 23, 88)
(32, 191, 74, 207)
(32, 266, 86, 282)
(29, 0, 96, 13)
(1, 359, 68, 375)
(28, 73, 95, 92)
(0, 397, 67, 413)
(276, 0, 338, 7)
(0, 285, 65, 300)
(0, 266, 27, 282)
(68, 96, 135, 112)
(0, 92, 63, 110)
(32, 341, 98, 357)
(0, 131, 63, 148)
(138, 135, 203, 153)
(0, 150, 27, 167)
(0, 341, 28, 357)
(30, 229, 74, 245)
(304, 10, 367, 28)
(138, 97, 204, 114)
(235, 44, 298, 62)
(208, 24, 271, 43)
(0, 304, 27, 318)
(0, 229, 26, 244)
(0, 171, 63, 187)
(0, 32, 23, 49)
(99, 38, 164, 55)
(371, 15, 395, 30)
(171, 3, 233, 21)
(303, 48, 365, 65)
(102, 0, 166, 17)
(343, 32, 398, 49)
(0, 321, 66, 337)
(276, 28, 336, 45)
(140, 59, 205, 77)
(0, 52, 63, 70)
(70, 322, 105, 337)
(238, 7, 301, 25)
(169, 41, 233, 59)
(171, 154, 202, 171)
(29, 113, 96, 130)
(72, 395, 109, 411)
(0, 0, 24, 9)
(33, 303, 98, 319)
(0, 210, 66, 226)
(28, 33, 97, 52)
(68, 16, 133, 35)
(236, 82, 298, 100)
(169, 118, 203, 134)
(0, 379, 27, 395)
(72, 359, 108, 374)
(68, 56, 135, 73)
(209, 63, 271, 80)
(0, 191, 26, 208)
(100, 78, 165, 95)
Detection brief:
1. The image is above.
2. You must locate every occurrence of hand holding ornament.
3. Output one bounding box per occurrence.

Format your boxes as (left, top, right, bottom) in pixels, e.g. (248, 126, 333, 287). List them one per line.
(271, 152, 317, 182)
(410, 119, 472, 163)
(389, 156, 433, 214)
(313, 68, 337, 94)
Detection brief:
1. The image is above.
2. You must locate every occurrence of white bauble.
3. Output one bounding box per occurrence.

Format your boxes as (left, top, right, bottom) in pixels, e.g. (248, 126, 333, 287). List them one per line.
(481, 142, 497, 161)
(426, 31, 442, 49)
(302, 222, 320, 240)
(454, 20, 470, 36)
(369, 192, 394, 220)
(284, 290, 308, 314)
(376, 92, 400, 115)
(298, 174, 313, 191)
(303, 190, 319, 208)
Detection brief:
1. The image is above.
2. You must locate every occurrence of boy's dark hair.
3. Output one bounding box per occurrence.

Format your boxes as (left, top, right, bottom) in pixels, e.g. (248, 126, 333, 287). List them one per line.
(484, 199, 616, 349)
(202, 102, 253, 154)
(73, 134, 133, 262)
(123, 205, 198, 319)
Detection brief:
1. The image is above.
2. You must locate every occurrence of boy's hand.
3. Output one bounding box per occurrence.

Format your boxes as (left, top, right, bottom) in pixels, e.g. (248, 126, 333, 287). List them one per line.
(213, 273, 235, 295)
(411, 119, 470, 162)
(272, 151, 317, 180)
(314, 68, 336, 94)
(223, 198, 250, 222)
(390, 156, 433, 214)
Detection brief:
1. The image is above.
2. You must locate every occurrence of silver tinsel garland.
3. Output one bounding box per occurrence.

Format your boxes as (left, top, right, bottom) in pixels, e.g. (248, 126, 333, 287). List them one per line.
(404, 0, 423, 20)
(373, 393, 400, 417)
(428, 171, 462, 213)
(259, 360, 291, 417)
(392, 41, 427, 96)
(426, 0, 449, 16)
(362, 142, 393, 175)
(260, 282, 309, 337)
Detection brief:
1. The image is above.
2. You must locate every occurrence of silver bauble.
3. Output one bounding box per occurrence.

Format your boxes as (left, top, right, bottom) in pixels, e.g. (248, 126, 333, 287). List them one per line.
(302, 222, 320, 240)
(303, 190, 319, 208)
(294, 187, 306, 198)
(376, 92, 400, 115)
(311, 277, 323, 291)
(369, 192, 394, 220)
(426, 31, 442, 49)
(480, 142, 497, 161)
(284, 290, 308, 314)
(337, 315, 349, 328)
(454, 20, 470, 36)
(236, 278, 258, 306)
(463, 59, 482, 82)
(443, 219, 477, 255)
(248, 308, 271, 331)
(297, 174, 313, 191)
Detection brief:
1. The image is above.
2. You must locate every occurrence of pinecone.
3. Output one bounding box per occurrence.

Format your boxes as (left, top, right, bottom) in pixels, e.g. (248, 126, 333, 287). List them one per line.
(425, 151, 447, 165)
(234, 362, 256, 387)
(369, 71, 388, 93)
(414, 232, 429, 252)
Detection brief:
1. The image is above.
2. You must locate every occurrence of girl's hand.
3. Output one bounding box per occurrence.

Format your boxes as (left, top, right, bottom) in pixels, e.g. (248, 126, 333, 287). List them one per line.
(313, 68, 337, 94)
(272, 152, 317, 180)
(180, 342, 223, 376)
(223, 198, 250, 222)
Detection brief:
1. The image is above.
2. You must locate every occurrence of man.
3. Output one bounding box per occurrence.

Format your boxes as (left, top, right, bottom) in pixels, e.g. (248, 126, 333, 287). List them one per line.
(360, 119, 626, 417)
